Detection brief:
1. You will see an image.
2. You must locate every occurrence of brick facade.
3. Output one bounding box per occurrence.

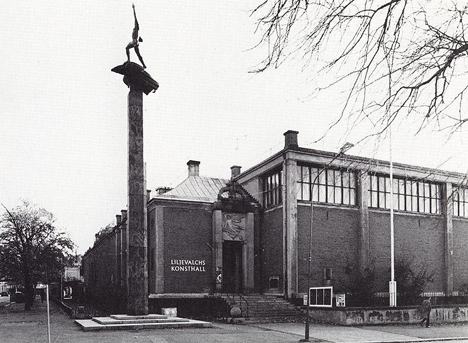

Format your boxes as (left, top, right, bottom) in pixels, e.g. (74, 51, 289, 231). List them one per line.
(83, 131, 468, 309)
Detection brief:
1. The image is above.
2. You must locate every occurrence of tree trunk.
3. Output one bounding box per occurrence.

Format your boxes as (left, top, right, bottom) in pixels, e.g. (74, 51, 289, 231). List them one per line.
(23, 267, 33, 311)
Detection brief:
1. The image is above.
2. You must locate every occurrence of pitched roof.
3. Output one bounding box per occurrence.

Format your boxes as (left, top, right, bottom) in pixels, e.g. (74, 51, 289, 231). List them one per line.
(156, 176, 229, 202)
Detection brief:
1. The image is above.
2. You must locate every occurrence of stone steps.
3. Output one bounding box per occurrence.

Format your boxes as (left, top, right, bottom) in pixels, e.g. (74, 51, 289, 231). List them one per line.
(75, 313, 212, 331)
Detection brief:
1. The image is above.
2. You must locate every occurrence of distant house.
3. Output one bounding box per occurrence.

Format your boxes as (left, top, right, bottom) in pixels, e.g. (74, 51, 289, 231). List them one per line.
(0, 281, 10, 294)
(64, 267, 82, 282)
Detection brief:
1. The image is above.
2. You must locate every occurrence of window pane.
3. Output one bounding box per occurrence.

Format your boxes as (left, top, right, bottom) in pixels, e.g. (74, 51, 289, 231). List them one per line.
(319, 184, 326, 202)
(399, 194, 405, 211)
(379, 177, 386, 192)
(419, 182, 425, 198)
(379, 192, 385, 208)
(302, 183, 310, 201)
(399, 180, 405, 195)
(393, 194, 399, 209)
(393, 179, 399, 193)
(311, 168, 319, 186)
(319, 170, 326, 185)
(406, 194, 412, 211)
(336, 171, 342, 187)
(412, 196, 418, 212)
(327, 185, 334, 202)
(431, 198, 437, 214)
(349, 172, 356, 189)
(385, 193, 391, 209)
(425, 183, 430, 197)
(335, 187, 342, 204)
(343, 172, 349, 188)
(431, 184, 438, 199)
(419, 195, 425, 213)
(349, 189, 356, 205)
(344, 188, 350, 204)
(327, 169, 335, 185)
(371, 192, 377, 208)
(302, 166, 310, 183)
(412, 182, 418, 211)
(312, 184, 319, 202)
(424, 198, 430, 213)
(371, 175, 377, 191)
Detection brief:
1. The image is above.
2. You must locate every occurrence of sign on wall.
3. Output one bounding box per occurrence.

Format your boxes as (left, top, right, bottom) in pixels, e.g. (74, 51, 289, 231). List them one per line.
(222, 213, 246, 241)
(308, 286, 333, 307)
(335, 293, 346, 307)
(170, 259, 206, 272)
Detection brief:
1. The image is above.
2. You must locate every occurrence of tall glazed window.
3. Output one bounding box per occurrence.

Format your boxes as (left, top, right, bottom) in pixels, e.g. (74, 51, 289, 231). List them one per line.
(263, 169, 283, 208)
(369, 174, 440, 214)
(297, 165, 356, 206)
(453, 186, 468, 217)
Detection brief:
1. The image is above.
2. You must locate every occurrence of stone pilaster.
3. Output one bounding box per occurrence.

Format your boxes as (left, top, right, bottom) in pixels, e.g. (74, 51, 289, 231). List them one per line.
(244, 212, 255, 291)
(121, 210, 128, 291)
(358, 172, 370, 275)
(155, 207, 164, 293)
(443, 182, 454, 295)
(126, 87, 148, 315)
(283, 157, 298, 298)
(212, 210, 223, 293)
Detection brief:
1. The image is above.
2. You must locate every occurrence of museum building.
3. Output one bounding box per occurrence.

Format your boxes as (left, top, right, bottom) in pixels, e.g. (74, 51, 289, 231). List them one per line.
(82, 130, 468, 308)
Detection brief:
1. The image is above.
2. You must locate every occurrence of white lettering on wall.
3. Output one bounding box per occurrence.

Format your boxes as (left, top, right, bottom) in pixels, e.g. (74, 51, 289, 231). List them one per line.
(170, 259, 206, 272)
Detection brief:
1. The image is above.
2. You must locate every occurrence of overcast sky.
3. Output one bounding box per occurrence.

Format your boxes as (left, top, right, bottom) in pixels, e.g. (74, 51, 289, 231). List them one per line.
(1, 0, 467, 254)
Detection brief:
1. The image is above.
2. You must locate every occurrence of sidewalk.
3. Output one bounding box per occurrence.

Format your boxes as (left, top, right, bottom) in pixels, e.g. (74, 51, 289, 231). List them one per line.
(253, 322, 468, 342)
(1, 300, 468, 343)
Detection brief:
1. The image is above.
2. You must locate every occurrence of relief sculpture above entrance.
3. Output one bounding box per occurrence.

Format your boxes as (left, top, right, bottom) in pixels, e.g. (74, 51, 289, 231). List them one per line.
(222, 213, 246, 241)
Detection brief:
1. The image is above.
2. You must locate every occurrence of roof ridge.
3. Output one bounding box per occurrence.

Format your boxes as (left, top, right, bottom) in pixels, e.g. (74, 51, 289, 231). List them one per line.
(155, 175, 229, 202)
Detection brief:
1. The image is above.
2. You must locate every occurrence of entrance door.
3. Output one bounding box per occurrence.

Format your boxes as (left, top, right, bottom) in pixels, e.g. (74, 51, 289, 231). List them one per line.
(222, 241, 243, 293)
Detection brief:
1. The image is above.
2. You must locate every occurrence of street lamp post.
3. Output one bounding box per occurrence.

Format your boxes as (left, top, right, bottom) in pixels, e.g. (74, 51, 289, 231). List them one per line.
(389, 126, 397, 307)
(301, 142, 354, 342)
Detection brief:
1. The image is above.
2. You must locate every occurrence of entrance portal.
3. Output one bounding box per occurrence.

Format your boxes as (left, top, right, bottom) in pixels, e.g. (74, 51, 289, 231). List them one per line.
(222, 241, 243, 293)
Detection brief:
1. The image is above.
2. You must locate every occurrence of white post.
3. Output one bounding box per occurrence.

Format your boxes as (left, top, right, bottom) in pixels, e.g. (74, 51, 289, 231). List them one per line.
(389, 127, 397, 307)
(46, 284, 51, 343)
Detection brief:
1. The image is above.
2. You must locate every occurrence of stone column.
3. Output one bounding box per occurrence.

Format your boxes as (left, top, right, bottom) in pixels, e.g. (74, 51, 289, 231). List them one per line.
(126, 87, 148, 315)
(358, 173, 370, 276)
(243, 212, 255, 291)
(112, 61, 158, 315)
(443, 182, 454, 295)
(121, 210, 128, 291)
(212, 209, 223, 293)
(155, 206, 165, 293)
(283, 156, 298, 298)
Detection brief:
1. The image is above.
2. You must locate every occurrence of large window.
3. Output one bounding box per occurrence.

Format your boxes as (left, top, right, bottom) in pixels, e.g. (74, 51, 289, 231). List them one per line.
(369, 174, 440, 214)
(297, 165, 356, 206)
(263, 170, 282, 208)
(453, 186, 468, 217)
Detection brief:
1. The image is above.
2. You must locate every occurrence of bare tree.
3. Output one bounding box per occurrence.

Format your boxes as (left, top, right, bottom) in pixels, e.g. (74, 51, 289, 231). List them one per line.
(252, 0, 468, 140)
(0, 200, 74, 310)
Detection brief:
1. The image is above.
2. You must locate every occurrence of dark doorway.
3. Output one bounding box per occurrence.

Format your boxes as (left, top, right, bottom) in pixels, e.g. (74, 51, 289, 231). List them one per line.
(222, 241, 243, 293)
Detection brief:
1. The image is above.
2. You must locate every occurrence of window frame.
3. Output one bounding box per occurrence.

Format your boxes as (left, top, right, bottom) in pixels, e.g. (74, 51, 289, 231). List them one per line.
(369, 174, 440, 214)
(263, 169, 283, 208)
(297, 164, 357, 206)
(453, 186, 468, 218)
